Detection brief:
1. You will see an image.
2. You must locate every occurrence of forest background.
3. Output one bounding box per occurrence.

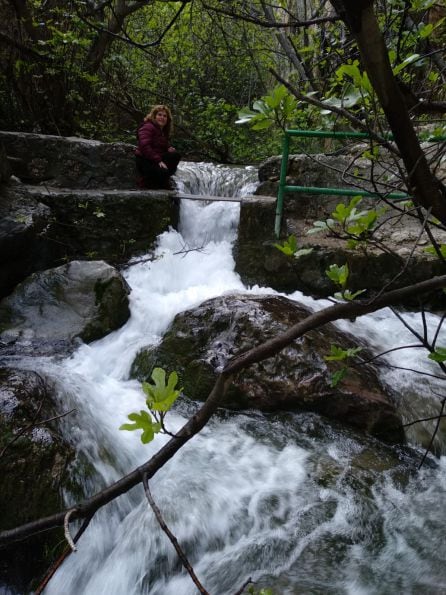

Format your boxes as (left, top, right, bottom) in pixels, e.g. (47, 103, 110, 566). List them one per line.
(1, 0, 444, 165)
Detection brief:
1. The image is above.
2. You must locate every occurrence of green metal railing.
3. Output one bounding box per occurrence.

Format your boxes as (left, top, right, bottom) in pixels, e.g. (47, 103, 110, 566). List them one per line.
(274, 129, 446, 237)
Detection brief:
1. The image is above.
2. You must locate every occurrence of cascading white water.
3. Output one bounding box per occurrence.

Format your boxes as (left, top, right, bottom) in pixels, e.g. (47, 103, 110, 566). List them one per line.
(31, 162, 446, 594)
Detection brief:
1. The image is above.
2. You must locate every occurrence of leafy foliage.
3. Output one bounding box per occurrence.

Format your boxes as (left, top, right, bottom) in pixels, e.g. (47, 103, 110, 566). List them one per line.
(326, 263, 366, 301)
(274, 235, 313, 259)
(428, 348, 446, 363)
(120, 411, 161, 445)
(236, 85, 300, 131)
(325, 345, 363, 361)
(324, 345, 363, 388)
(120, 367, 182, 444)
(142, 368, 182, 412)
(308, 197, 386, 241)
(2, 0, 444, 162)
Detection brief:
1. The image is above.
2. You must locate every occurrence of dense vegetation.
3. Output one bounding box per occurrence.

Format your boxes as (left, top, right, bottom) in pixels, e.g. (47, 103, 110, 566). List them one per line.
(1, 1, 444, 162)
(1, 3, 446, 592)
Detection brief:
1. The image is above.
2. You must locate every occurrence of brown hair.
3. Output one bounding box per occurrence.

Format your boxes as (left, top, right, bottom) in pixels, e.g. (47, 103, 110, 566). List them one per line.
(144, 104, 173, 137)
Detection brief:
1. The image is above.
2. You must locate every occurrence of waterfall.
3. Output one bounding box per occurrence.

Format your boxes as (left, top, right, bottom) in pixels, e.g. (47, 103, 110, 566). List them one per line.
(19, 162, 446, 594)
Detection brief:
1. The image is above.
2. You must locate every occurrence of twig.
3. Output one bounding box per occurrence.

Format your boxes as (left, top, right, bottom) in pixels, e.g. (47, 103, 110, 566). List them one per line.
(0, 409, 76, 459)
(34, 513, 93, 595)
(418, 398, 446, 469)
(233, 577, 254, 595)
(402, 413, 446, 429)
(142, 474, 210, 595)
(63, 509, 77, 552)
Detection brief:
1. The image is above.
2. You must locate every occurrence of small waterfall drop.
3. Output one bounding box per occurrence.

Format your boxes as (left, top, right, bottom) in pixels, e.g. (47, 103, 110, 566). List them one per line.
(14, 162, 446, 594)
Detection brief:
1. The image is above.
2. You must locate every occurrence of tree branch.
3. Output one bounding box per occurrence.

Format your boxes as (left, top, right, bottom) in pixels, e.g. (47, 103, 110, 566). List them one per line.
(143, 475, 210, 595)
(1, 274, 446, 548)
(270, 68, 400, 156)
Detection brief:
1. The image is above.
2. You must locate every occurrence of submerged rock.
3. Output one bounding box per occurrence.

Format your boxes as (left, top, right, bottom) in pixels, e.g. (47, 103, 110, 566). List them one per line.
(0, 260, 130, 356)
(131, 293, 404, 443)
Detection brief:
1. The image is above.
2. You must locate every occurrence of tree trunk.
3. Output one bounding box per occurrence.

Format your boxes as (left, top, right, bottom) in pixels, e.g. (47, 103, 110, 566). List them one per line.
(330, 0, 446, 225)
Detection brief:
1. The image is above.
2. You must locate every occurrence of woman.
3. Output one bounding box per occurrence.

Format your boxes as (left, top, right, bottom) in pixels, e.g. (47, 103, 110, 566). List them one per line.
(135, 105, 181, 189)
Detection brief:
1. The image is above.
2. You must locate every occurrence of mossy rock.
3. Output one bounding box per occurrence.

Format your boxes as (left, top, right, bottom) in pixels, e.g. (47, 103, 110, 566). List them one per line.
(131, 293, 404, 443)
(0, 367, 77, 592)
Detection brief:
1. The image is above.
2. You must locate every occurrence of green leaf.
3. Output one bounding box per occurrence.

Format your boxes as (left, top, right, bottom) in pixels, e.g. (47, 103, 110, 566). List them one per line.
(335, 288, 366, 301)
(428, 348, 446, 363)
(330, 368, 347, 388)
(294, 247, 313, 259)
(119, 410, 161, 444)
(274, 234, 298, 255)
(274, 236, 313, 259)
(424, 244, 446, 258)
(393, 53, 421, 75)
(251, 118, 273, 130)
(326, 263, 349, 288)
(325, 345, 362, 361)
(235, 108, 257, 124)
(142, 367, 182, 412)
(419, 23, 433, 39)
(307, 220, 332, 234)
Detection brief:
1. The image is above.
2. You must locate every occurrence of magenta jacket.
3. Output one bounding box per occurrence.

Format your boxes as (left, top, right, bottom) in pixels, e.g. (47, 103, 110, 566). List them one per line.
(135, 120, 170, 163)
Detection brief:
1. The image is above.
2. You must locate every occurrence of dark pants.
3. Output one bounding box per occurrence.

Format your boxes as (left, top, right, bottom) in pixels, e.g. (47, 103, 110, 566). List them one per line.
(136, 152, 181, 188)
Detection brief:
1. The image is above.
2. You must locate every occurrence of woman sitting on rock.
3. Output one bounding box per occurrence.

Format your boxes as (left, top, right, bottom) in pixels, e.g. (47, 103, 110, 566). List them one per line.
(135, 105, 181, 189)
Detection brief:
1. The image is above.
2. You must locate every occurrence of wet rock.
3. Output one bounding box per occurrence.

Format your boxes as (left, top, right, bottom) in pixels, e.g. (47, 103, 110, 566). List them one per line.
(0, 367, 76, 592)
(26, 186, 179, 265)
(131, 293, 404, 443)
(235, 196, 446, 309)
(0, 184, 53, 299)
(0, 144, 11, 185)
(0, 131, 136, 189)
(0, 260, 130, 356)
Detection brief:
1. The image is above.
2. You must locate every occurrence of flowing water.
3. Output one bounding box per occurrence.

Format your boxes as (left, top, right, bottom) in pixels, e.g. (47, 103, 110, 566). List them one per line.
(16, 163, 446, 593)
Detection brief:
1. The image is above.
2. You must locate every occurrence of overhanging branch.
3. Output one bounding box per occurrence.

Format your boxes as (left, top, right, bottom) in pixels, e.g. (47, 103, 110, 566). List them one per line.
(1, 274, 446, 548)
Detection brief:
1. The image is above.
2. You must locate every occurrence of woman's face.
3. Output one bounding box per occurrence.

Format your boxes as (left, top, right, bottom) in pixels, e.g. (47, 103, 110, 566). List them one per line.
(155, 110, 168, 128)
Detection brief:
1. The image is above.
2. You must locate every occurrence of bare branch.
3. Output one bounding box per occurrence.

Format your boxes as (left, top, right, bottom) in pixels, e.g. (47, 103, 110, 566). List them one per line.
(63, 509, 77, 552)
(418, 398, 446, 469)
(34, 513, 94, 595)
(143, 475, 210, 595)
(402, 413, 446, 429)
(270, 68, 401, 156)
(201, 2, 339, 29)
(0, 408, 76, 459)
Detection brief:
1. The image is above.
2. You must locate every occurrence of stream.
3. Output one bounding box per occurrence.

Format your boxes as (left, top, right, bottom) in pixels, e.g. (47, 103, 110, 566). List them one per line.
(23, 162, 446, 594)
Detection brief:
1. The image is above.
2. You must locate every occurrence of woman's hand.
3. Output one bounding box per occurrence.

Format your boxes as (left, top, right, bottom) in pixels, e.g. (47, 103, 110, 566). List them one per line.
(159, 161, 168, 169)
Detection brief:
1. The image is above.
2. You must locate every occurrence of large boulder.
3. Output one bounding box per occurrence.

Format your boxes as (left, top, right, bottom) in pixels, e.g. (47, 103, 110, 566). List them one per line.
(0, 367, 77, 592)
(131, 293, 404, 443)
(0, 260, 130, 356)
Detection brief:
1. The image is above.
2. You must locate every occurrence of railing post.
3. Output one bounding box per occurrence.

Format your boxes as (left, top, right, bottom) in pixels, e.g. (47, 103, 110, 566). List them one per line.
(273, 129, 444, 237)
(275, 132, 290, 238)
